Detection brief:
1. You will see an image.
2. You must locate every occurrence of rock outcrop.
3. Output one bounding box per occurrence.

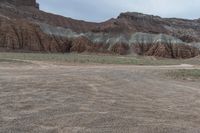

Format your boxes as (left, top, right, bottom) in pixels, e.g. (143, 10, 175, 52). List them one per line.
(0, 1, 199, 58)
(1, 0, 39, 8)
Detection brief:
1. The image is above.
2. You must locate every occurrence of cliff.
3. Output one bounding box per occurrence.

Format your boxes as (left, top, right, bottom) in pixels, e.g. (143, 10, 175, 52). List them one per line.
(0, 2, 199, 58)
(0, 0, 39, 9)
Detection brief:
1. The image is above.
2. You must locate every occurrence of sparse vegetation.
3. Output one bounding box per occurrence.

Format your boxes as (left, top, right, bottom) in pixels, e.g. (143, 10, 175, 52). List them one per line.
(0, 58, 27, 63)
(0, 52, 189, 65)
(166, 69, 200, 80)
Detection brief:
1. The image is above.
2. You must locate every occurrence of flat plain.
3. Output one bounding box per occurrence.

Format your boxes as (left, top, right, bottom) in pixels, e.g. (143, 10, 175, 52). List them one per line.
(0, 53, 200, 133)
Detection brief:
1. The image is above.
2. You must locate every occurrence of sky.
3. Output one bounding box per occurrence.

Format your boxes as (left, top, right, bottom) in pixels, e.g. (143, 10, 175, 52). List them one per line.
(37, 0, 200, 22)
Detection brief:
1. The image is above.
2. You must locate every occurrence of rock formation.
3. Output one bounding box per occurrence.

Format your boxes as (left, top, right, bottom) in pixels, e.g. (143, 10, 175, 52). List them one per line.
(0, 1, 199, 58)
(1, 0, 39, 8)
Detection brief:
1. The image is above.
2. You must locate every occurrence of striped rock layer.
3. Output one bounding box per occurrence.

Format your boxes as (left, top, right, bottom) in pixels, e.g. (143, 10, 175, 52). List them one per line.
(0, 1, 200, 58)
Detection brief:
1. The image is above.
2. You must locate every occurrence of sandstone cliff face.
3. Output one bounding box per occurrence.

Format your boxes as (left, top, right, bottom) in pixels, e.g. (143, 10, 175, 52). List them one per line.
(0, 1, 199, 58)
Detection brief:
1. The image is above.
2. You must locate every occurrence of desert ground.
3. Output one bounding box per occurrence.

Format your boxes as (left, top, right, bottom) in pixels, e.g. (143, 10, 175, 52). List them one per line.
(0, 53, 200, 133)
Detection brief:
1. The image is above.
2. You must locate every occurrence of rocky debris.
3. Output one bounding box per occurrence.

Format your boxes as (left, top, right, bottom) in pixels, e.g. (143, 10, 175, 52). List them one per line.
(0, 1, 199, 58)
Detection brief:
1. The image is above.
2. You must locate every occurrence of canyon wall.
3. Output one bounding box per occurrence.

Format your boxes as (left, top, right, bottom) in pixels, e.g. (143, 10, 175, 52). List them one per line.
(0, 1, 199, 58)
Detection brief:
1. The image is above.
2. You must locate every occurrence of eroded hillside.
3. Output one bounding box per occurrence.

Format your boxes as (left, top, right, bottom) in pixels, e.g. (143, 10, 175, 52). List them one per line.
(0, 1, 200, 58)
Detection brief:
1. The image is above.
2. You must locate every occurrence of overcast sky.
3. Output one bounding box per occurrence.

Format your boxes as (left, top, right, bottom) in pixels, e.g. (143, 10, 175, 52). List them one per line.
(37, 0, 200, 22)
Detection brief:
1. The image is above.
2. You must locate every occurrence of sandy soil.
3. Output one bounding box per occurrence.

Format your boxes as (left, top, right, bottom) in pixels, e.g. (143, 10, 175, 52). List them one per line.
(0, 61, 200, 133)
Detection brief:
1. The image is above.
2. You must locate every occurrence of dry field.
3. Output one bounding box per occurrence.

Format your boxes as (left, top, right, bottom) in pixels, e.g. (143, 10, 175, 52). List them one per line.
(0, 53, 200, 133)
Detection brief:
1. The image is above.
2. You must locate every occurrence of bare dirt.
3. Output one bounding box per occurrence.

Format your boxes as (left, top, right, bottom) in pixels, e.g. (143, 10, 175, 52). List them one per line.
(0, 61, 200, 133)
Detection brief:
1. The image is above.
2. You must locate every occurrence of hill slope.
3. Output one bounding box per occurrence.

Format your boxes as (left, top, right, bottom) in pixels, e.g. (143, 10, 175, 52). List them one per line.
(0, 1, 199, 58)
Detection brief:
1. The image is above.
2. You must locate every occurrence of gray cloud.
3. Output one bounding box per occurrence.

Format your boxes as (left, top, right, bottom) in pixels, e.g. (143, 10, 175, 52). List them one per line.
(37, 0, 200, 22)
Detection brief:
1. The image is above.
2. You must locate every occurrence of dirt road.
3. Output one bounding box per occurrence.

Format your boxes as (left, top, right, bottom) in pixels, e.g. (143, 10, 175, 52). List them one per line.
(0, 61, 200, 133)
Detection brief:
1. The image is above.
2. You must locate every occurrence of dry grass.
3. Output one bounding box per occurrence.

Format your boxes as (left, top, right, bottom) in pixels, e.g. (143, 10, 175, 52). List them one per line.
(0, 52, 190, 65)
(166, 69, 200, 81)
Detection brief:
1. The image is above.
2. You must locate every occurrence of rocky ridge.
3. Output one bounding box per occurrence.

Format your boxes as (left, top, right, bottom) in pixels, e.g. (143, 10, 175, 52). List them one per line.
(0, 1, 199, 58)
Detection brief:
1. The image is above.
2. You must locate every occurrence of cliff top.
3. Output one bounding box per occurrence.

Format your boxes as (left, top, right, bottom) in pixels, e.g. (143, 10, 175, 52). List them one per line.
(0, 0, 39, 9)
